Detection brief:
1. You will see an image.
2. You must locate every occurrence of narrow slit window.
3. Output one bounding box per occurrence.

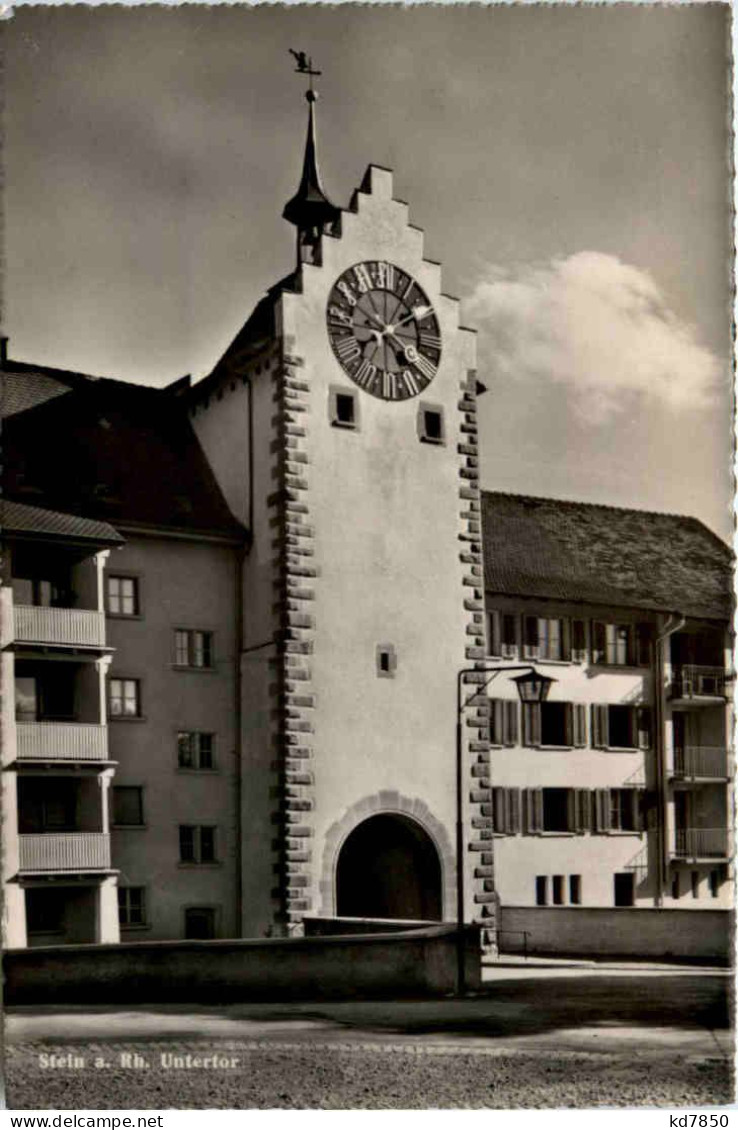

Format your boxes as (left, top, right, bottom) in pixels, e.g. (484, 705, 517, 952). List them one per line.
(330, 388, 358, 429)
(418, 403, 445, 444)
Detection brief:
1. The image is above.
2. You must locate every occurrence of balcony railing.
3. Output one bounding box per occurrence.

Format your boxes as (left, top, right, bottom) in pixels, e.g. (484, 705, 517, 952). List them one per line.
(670, 665, 726, 701)
(673, 828, 729, 858)
(18, 833, 111, 872)
(672, 746, 730, 780)
(13, 606, 106, 649)
(16, 723, 109, 762)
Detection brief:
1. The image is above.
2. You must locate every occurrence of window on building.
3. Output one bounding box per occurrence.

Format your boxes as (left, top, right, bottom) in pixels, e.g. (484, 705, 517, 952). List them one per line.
(523, 787, 590, 834)
(174, 630, 213, 669)
(107, 576, 139, 616)
(487, 612, 519, 658)
(691, 871, 700, 899)
(112, 787, 144, 827)
(552, 875, 564, 905)
(571, 620, 587, 663)
(542, 788, 570, 832)
(592, 705, 650, 750)
(709, 869, 721, 898)
(672, 872, 680, 899)
(109, 678, 141, 717)
(609, 788, 637, 832)
(523, 616, 571, 661)
(184, 907, 216, 939)
(535, 876, 548, 906)
(118, 886, 147, 927)
(540, 702, 569, 746)
(179, 825, 217, 864)
(523, 702, 587, 748)
(418, 405, 445, 444)
(376, 644, 397, 678)
(330, 388, 358, 429)
(177, 732, 215, 771)
(26, 889, 66, 934)
(592, 622, 651, 667)
(593, 788, 643, 833)
(614, 872, 635, 907)
(15, 676, 38, 721)
(569, 875, 582, 905)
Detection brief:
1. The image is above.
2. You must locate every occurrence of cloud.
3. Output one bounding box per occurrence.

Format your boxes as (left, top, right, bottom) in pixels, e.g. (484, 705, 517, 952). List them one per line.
(463, 251, 722, 423)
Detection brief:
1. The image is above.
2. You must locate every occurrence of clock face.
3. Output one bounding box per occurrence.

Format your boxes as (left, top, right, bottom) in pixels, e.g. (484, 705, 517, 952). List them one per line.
(327, 261, 442, 401)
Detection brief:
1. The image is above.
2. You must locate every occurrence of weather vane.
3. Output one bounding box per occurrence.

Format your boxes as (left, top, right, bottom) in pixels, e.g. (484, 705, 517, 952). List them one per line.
(289, 50, 322, 100)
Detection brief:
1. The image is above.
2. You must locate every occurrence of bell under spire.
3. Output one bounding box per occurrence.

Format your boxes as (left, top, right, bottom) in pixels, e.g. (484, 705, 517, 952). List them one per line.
(283, 62, 340, 265)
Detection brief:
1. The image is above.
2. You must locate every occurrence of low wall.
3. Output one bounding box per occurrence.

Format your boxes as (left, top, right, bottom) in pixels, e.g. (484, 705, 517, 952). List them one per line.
(3, 924, 481, 1005)
(499, 906, 733, 963)
(304, 916, 435, 936)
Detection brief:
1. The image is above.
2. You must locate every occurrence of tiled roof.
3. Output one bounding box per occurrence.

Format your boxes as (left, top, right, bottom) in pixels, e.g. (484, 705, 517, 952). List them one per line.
(2, 375, 246, 542)
(1, 369, 75, 418)
(482, 492, 733, 622)
(1, 500, 123, 546)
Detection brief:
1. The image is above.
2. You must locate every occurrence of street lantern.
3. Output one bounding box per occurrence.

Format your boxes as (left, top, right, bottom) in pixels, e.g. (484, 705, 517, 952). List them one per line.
(511, 669, 556, 703)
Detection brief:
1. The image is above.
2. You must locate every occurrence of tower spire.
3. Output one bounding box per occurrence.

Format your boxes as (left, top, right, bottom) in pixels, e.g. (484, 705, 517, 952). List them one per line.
(283, 53, 340, 266)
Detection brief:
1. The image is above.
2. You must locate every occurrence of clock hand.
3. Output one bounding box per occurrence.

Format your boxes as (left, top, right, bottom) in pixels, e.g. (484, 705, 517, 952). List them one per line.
(389, 305, 433, 332)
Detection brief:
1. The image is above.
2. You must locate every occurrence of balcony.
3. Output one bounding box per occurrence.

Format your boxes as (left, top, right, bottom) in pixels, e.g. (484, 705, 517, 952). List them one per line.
(13, 606, 106, 650)
(673, 828, 729, 859)
(16, 723, 109, 762)
(18, 833, 111, 872)
(670, 665, 726, 704)
(672, 746, 731, 781)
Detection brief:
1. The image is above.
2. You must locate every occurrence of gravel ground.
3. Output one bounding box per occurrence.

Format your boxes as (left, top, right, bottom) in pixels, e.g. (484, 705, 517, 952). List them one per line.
(4, 1040, 733, 1109)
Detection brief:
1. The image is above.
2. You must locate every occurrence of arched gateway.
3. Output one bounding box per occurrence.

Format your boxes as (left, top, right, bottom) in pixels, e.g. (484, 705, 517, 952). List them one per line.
(336, 813, 443, 922)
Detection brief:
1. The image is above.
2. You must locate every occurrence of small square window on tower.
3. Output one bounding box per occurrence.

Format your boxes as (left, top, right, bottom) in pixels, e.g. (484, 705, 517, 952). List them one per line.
(376, 643, 397, 678)
(330, 387, 359, 430)
(418, 403, 445, 445)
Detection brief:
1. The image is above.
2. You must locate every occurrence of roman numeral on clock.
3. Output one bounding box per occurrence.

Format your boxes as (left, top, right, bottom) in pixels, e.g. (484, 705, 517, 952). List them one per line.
(373, 261, 395, 291)
(353, 359, 378, 390)
(352, 263, 373, 294)
(419, 331, 442, 352)
(334, 335, 361, 364)
(410, 351, 437, 383)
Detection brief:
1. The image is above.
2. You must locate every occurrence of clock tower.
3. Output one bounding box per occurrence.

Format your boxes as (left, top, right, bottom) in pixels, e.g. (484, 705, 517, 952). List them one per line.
(190, 83, 493, 943)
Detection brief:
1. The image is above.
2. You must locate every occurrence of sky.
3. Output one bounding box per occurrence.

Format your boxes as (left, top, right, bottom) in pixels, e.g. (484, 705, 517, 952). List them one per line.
(4, 4, 734, 539)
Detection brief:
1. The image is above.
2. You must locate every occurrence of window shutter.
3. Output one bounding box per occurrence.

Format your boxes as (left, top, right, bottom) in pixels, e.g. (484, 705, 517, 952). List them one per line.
(635, 789, 646, 832)
(532, 788, 543, 832)
(487, 611, 501, 657)
(492, 788, 506, 833)
(575, 788, 591, 832)
(501, 614, 517, 658)
(522, 788, 542, 833)
(522, 703, 541, 746)
(503, 700, 519, 746)
(566, 789, 576, 833)
(591, 704, 608, 748)
(523, 616, 539, 660)
(572, 704, 587, 747)
(507, 788, 521, 834)
(561, 618, 571, 661)
(594, 788, 610, 833)
(592, 621, 606, 665)
(636, 623, 651, 667)
(489, 699, 504, 745)
(571, 619, 587, 663)
(637, 706, 652, 749)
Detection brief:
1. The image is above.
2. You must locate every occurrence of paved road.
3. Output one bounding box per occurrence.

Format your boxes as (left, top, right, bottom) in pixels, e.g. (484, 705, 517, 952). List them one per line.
(4, 967, 733, 1109)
